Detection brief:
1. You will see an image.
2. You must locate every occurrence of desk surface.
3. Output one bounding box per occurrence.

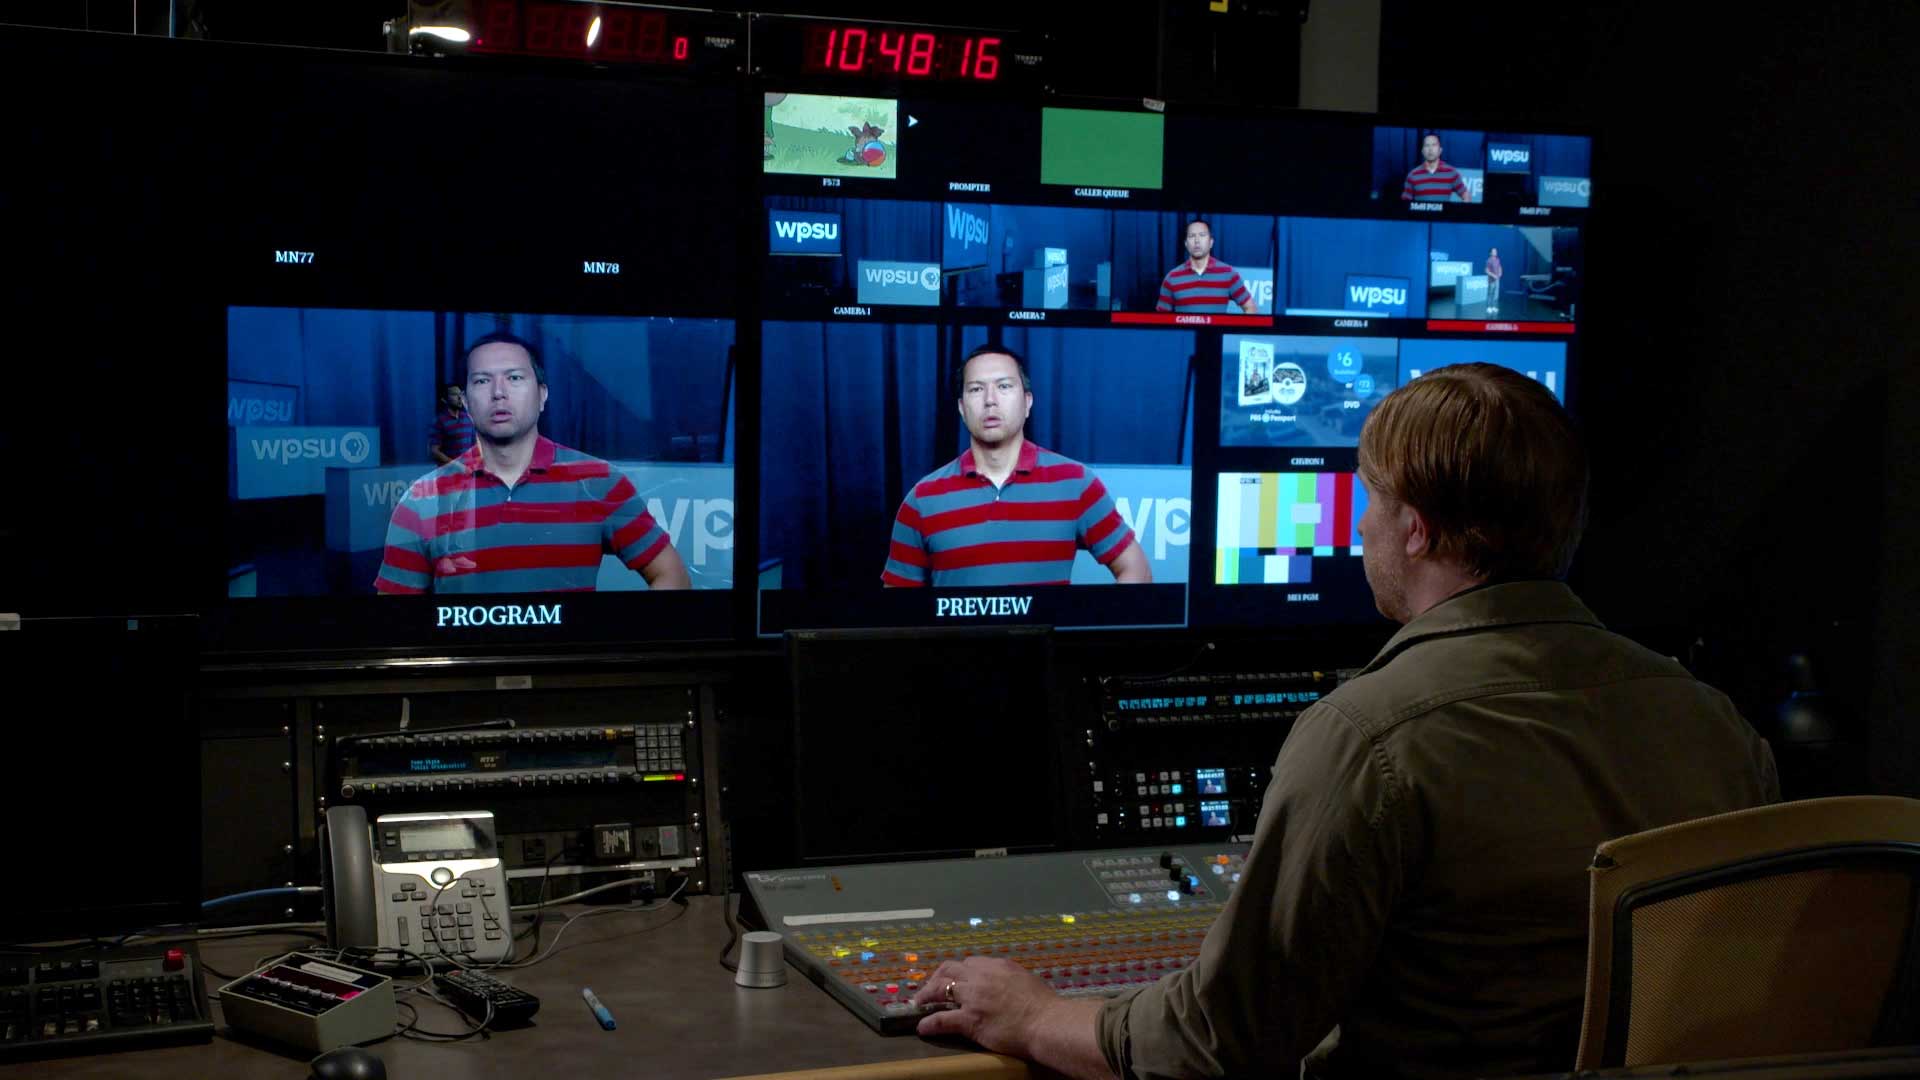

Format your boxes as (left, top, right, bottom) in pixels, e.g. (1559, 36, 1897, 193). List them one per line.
(8, 897, 999, 1080)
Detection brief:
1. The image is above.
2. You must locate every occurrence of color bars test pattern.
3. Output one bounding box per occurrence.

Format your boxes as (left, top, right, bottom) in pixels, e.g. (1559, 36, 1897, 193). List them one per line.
(1215, 472, 1367, 585)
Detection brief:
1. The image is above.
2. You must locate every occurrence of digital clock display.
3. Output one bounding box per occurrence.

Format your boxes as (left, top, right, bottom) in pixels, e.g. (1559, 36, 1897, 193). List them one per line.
(470, 0, 695, 64)
(799, 23, 1006, 81)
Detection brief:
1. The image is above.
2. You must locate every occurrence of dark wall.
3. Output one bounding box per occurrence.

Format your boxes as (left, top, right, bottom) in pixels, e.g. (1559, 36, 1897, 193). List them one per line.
(1382, 3, 1918, 793)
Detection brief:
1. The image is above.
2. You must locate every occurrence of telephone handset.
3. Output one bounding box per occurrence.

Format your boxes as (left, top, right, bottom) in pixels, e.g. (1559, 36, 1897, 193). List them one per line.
(321, 806, 513, 965)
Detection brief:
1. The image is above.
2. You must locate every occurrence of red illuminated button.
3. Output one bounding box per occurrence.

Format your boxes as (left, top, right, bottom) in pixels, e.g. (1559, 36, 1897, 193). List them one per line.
(163, 949, 185, 972)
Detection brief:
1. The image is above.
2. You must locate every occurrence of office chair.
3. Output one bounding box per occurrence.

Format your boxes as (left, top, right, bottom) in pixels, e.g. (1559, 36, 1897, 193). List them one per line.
(1513, 1045, 1920, 1079)
(1575, 796, 1920, 1070)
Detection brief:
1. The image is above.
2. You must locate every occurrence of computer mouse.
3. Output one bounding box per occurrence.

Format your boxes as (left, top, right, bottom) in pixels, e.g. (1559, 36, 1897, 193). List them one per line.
(310, 1045, 387, 1080)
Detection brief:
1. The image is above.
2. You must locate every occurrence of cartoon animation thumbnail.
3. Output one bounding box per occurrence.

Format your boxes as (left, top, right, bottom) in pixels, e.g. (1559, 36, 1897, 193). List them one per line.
(764, 93, 900, 180)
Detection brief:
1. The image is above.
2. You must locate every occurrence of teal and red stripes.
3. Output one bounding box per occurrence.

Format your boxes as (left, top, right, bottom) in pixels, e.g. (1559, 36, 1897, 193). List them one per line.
(883, 441, 1134, 587)
(1402, 162, 1468, 201)
(1156, 259, 1252, 313)
(375, 436, 669, 594)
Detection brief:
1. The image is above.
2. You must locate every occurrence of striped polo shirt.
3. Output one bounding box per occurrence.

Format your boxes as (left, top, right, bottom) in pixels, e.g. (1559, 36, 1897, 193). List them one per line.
(374, 435, 672, 594)
(882, 440, 1136, 587)
(1402, 161, 1469, 201)
(1156, 258, 1252, 313)
(429, 407, 474, 458)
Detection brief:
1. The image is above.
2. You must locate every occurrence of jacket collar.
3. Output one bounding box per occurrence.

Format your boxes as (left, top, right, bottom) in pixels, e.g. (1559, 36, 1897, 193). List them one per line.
(1359, 580, 1604, 676)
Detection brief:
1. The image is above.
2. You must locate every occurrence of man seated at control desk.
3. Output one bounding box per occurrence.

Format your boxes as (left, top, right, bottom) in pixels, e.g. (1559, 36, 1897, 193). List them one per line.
(912, 364, 1780, 1079)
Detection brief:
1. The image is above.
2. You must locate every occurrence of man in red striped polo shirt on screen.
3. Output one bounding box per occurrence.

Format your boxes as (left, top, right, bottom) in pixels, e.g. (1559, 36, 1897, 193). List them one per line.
(1155, 219, 1253, 314)
(882, 344, 1152, 588)
(374, 331, 691, 594)
(1401, 132, 1472, 202)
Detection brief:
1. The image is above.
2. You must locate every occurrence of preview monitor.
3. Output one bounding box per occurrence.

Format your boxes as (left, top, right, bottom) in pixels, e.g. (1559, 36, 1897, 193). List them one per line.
(757, 322, 1194, 633)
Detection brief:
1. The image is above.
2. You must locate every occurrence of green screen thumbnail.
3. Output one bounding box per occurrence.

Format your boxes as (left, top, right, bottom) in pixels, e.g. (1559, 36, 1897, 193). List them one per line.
(1039, 108, 1165, 190)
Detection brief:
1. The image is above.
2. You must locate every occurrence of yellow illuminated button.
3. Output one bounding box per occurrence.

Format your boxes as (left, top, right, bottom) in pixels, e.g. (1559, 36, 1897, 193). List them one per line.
(861, 937, 880, 948)
(832, 946, 852, 959)
(1060, 915, 1076, 924)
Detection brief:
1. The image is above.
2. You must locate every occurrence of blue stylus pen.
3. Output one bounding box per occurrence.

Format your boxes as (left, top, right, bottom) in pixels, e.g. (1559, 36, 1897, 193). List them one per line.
(581, 987, 616, 1030)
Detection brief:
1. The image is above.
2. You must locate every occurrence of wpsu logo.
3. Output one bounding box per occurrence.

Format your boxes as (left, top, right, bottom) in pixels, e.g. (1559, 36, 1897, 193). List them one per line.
(252, 431, 372, 465)
(229, 397, 293, 424)
(772, 219, 838, 243)
(1246, 278, 1275, 311)
(1488, 147, 1530, 166)
(864, 265, 940, 291)
(363, 479, 413, 507)
(945, 205, 987, 251)
(1542, 177, 1591, 198)
(1347, 284, 1407, 309)
(1113, 496, 1191, 562)
(644, 496, 733, 567)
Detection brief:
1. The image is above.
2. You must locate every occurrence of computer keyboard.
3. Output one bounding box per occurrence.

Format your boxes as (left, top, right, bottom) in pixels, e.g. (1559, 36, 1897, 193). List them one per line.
(0, 944, 213, 1061)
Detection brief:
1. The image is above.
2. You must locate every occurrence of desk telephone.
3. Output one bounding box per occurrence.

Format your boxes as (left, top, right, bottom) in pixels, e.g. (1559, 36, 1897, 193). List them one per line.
(321, 807, 513, 965)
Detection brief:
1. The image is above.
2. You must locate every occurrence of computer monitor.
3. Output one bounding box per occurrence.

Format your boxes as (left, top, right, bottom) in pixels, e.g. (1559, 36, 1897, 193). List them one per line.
(0, 616, 201, 943)
(787, 627, 1064, 863)
(754, 91, 1590, 638)
(1, 27, 741, 657)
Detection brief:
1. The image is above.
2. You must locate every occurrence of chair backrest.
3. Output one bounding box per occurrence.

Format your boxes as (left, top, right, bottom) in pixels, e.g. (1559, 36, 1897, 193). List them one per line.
(1514, 1045, 1920, 1079)
(1575, 796, 1920, 1070)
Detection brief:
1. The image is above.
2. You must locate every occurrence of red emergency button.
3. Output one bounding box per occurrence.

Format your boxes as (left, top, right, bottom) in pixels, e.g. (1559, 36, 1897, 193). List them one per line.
(164, 948, 186, 972)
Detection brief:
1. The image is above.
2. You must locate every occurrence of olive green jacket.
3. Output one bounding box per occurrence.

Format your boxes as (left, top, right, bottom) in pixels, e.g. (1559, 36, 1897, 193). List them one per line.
(1098, 581, 1780, 1080)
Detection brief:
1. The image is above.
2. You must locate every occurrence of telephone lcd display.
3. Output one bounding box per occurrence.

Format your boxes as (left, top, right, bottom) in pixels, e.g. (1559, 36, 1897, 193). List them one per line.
(398, 821, 481, 854)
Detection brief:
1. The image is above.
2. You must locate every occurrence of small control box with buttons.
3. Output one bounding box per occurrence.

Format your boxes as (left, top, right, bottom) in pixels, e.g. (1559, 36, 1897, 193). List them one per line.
(217, 952, 395, 1054)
